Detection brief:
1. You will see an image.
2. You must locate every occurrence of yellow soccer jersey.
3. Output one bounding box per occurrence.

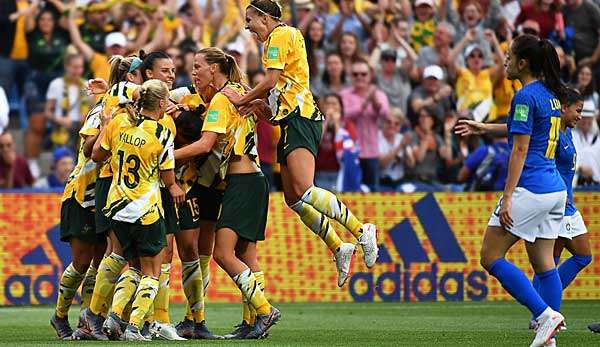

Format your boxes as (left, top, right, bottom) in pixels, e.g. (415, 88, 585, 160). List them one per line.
(61, 102, 103, 208)
(202, 82, 259, 180)
(176, 161, 198, 194)
(262, 25, 322, 123)
(170, 85, 206, 112)
(98, 81, 139, 178)
(101, 113, 175, 225)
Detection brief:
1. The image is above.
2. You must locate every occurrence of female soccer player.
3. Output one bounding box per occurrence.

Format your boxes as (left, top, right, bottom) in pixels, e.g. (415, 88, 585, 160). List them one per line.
(74, 55, 145, 341)
(455, 35, 568, 347)
(91, 79, 184, 341)
(50, 96, 106, 340)
(175, 47, 280, 339)
(222, 0, 377, 287)
(458, 87, 592, 336)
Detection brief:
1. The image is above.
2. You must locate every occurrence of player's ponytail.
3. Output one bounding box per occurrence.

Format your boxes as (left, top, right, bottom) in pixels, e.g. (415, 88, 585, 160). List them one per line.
(127, 79, 169, 124)
(225, 54, 243, 84)
(108, 55, 143, 88)
(512, 34, 567, 100)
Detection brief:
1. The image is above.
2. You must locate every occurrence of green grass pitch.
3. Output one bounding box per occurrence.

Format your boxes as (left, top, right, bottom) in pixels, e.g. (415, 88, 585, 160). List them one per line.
(0, 301, 598, 346)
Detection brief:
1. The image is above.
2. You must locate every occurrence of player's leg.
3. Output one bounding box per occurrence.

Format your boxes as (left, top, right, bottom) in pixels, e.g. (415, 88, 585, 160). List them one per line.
(556, 212, 592, 289)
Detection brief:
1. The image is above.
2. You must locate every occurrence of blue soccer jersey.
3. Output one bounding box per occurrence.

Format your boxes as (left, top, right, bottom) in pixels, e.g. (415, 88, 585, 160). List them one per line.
(506, 81, 566, 194)
(555, 128, 577, 216)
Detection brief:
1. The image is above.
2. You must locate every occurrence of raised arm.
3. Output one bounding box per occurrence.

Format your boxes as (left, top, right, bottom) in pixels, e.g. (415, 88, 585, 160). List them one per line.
(67, 4, 95, 61)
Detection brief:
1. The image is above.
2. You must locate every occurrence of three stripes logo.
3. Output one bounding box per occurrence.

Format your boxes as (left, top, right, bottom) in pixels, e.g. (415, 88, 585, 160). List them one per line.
(4, 225, 70, 305)
(349, 194, 488, 302)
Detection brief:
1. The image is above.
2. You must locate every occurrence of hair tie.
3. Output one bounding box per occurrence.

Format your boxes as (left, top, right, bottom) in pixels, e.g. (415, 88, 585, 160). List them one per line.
(129, 57, 143, 72)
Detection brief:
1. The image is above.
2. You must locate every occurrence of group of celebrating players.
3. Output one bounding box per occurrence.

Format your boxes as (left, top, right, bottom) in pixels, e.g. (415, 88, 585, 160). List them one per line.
(48, 0, 591, 345)
(49, 0, 379, 341)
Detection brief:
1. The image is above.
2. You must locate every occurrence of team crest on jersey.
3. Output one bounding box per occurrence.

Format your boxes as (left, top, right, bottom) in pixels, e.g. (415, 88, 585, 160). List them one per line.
(514, 104, 529, 121)
(207, 110, 219, 122)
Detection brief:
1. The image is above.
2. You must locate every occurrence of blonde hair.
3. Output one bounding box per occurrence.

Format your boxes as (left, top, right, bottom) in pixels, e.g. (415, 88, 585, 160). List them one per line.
(137, 79, 169, 113)
(198, 47, 245, 84)
(107, 55, 140, 88)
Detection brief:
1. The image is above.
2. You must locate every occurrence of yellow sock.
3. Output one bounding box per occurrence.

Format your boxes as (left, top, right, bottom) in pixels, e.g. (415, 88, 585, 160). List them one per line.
(90, 253, 127, 316)
(80, 265, 97, 310)
(199, 255, 211, 295)
(301, 186, 363, 238)
(111, 267, 141, 318)
(55, 263, 84, 318)
(153, 263, 171, 323)
(144, 302, 154, 321)
(242, 296, 253, 324)
(129, 276, 159, 329)
(233, 269, 271, 316)
(290, 200, 343, 252)
(182, 260, 205, 323)
(122, 302, 133, 322)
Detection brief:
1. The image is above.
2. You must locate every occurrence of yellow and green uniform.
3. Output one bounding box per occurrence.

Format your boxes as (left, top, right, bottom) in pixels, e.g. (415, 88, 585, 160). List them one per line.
(170, 85, 206, 111)
(101, 113, 174, 225)
(410, 19, 436, 54)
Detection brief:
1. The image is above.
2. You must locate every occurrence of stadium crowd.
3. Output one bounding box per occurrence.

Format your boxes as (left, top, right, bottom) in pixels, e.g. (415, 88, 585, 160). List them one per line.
(1, 0, 600, 192)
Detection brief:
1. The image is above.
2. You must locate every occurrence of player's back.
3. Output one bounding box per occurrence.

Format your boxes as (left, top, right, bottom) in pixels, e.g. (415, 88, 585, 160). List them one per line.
(507, 81, 565, 194)
(103, 113, 174, 224)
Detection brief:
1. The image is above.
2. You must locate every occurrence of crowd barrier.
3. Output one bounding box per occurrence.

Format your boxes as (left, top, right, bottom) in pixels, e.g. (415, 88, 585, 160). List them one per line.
(1, 192, 599, 305)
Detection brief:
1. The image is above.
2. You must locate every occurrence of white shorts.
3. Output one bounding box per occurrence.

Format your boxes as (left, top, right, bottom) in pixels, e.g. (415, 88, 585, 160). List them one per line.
(488, 187, 567, 242)
(558, 210, 588, 239)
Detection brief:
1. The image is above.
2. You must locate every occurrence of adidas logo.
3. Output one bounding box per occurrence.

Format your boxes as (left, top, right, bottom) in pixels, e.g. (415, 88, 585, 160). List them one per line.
(5, 225, 70, 305)
(349, 194, 489, 302)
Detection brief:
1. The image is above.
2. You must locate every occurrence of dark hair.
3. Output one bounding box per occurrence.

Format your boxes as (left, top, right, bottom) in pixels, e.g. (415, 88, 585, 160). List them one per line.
(174, 109, 203, 144)
(336, 32, 365, 61)
(139, 50, 171, 81)
(36, 8, 58, 28)
(247, 0, 282, 20)
(560, 86, 584, 107)
(305, 19, 325, 80)
(322, 52, 347, 86)
(322, 93, 345, 117)
(573, 64, 597, 99)
(197, 47, 245, 83)
(511, 34, 567, 100)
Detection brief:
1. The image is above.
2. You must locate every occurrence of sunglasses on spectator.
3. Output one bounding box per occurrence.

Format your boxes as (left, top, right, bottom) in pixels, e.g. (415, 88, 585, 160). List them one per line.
(352, 71, 369, 77)
(468, 53, 483, 59)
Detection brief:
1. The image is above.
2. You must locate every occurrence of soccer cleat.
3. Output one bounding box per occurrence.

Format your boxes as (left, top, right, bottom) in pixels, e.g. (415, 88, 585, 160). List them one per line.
(589, 322, 600, 333)
(545, 338, 556, 347)
(358, 223, 379, 268)
(245, 306, 281, 339)
(150, 321, 186, 340)
(335, 243, 355, 287)
(102, 312, 127, 341)
(529, 319, 539, 330)
(193, 321, 222, 339)
(124, 324, 151, 341)
(50, 314, 73, 340)
(175, 318, 195, 339)
(71, 327, 94, 340)
(141, 321, 152, 340)
(77, 309, 85, 329)
(530, 308, 565, 347)
(223, 321, 254, 339)
(81, 308, 108, 340)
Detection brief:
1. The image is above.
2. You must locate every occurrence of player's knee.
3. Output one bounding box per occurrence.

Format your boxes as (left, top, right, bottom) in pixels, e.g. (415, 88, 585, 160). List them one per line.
(479, 251, 497, 272)
(212, 247, 228, 268)
(178, 243, 198, 262)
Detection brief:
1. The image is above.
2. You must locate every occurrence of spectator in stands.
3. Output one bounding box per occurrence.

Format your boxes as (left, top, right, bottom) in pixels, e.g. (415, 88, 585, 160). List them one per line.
(78, 0, 112, 53)
(378, 108, 415, 192)
(563, 0, 600, 82)
(43, 54, 91, 153)
(316, 95, 343, 191)
(325, 0, 371, 43)
(167, 46, 191, 88)
(515, 0, 564, 39)
(0, 87, 8, 134)
(25, 6, 71, 174)
(574, 100, 600, 185)
(452, 1, 495, 66)
(305, 19, 328, 85)
(450, 28, 504, 122)
(405, 106, 446, 191)
(34, 146, 73, 189)
(573, 64, 600, 111)
(458, 130, 509, 191)
(409, 0, 438, 53)
(408, 65, 454, 127)
(336, 31, 368, 76)
(312, 52, 348, 99)
(0, 0, 39, 100)
(370, 18, 416, 70)
(416, 21, 457, 81)
(340, 60, 390, 192)
(499, 0, 521, 27)
(374, 49, 414, 115)
(0, 131, 33, 189)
